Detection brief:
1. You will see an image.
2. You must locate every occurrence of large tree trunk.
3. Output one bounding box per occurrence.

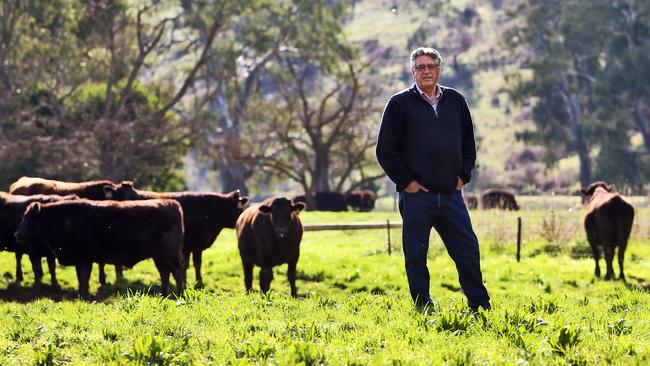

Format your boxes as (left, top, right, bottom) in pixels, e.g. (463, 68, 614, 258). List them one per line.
(313, 150, 330, 192)
(219, 162, 250, 195)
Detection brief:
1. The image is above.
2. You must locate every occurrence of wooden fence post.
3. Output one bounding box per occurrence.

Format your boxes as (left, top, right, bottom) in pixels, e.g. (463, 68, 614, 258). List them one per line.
(387, 219, 392, 256)
(516, 217, 522, 262)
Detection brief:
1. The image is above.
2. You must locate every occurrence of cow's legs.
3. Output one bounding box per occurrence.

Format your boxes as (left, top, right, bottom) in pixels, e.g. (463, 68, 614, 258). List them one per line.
(15, 252, 23, 282)
(603, 243, 615, 280)
(182, 249, 191, 285)
(153, 258, 171, 296)
(586, 229, 601, 278)
(259, 267, 273, 294)
(75, 261, 93, 299)
(193, 250, 203, 288)
(98, 263, 107, 285)
(46, 255, 60, 290)
(115, 265, 123, 281)
(287, 260, 298, 297)
(242, 259, 254, 292)
(171, 265, 185, 295)
(618, 247, 626, 282)
(29, 254, 44, 285)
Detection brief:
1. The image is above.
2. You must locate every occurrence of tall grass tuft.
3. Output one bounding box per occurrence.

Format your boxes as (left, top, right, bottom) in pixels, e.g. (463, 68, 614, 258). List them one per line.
(549, 325, 583, 356)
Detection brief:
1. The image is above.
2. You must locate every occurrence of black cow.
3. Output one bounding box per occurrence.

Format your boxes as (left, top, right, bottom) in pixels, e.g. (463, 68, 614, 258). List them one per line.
(580, 181, 635, 281)
(481, 189, 519, 210)
(0, 192, 78, 287)
(108, 182, 249, 286)
(236, 197, 305, 296)
(9, 176, 126, 284)
(346, 190, 376, 212)
(15, 199, 185, 298)
(291, 192, 346, 211)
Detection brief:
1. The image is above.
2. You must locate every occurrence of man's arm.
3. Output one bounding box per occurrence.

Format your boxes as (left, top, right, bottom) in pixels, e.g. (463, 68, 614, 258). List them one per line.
(459, 97, 476, 184)
(376, 97, 414, 189)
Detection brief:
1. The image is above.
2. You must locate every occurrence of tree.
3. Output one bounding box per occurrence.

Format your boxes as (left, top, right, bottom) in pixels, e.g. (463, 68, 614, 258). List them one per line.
(504, 0, 613, 188)
(190, 0, 356, 195)
(240, 52, 381, 208)
(1, 0, 238, 190)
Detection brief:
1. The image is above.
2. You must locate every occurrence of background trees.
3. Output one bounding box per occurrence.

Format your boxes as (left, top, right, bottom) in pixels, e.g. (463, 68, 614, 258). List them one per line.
(2, 0, 649, 195)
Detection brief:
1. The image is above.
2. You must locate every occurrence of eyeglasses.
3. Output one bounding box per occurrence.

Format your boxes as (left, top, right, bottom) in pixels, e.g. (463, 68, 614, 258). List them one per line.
(413, 64, 440, 72)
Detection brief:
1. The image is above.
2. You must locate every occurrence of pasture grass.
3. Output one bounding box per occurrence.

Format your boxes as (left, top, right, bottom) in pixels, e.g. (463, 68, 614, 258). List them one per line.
(0, 203, 649, 365)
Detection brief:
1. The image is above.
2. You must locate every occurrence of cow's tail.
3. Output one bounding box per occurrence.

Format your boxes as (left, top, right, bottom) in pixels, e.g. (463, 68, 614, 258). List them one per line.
(613, 196, 634, 250)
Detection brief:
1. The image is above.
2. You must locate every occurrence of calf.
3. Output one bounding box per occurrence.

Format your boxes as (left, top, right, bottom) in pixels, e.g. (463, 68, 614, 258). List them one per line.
(108, 182, 249, 286)
(580, 181, 635, 281)
(0, 192, 78, 287)
(9, 176, 117, 199)
(15, 199, 185, 298)
(236, 197, 305, 296)
(481, 189, 519, 210)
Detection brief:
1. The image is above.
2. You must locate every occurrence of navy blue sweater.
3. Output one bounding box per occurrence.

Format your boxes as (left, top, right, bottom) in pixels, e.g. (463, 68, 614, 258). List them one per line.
(376, 84, 476, 193)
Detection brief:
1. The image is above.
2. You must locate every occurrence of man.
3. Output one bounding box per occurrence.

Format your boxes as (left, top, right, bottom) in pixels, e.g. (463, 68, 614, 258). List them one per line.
(376, 47, 490, 312)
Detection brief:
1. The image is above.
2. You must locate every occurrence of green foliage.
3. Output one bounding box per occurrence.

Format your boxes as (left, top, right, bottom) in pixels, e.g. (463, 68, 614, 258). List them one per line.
(34, 343, 56, 366)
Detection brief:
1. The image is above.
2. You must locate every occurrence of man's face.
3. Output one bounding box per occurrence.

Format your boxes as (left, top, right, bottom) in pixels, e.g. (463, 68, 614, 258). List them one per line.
(411, 55, 440, 91)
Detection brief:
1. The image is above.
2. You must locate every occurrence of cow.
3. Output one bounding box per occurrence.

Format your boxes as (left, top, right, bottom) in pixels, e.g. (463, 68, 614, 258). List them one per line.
(463, 191, 478, 210)
(9, 176, 129, 284)
(236, 197, 305, 296)
(481, 189, 519, 210)
(314, 191, 348, 211)
(291, 192, 347, 211)
(0, 192, 78, 287)
(346, 190, 377, 212)
(580, 181, 635, 281)
(107, 182, 249, 287)
(9, 176, 118, 199)
(14, 198, 185, 299)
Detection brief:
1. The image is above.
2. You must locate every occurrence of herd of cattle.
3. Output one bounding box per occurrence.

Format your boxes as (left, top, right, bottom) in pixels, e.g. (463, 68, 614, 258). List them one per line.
(0, 177, 637, 299)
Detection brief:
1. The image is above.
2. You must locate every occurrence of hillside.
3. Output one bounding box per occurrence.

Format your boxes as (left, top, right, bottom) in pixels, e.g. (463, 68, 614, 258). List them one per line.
(344, 0, 580, 194)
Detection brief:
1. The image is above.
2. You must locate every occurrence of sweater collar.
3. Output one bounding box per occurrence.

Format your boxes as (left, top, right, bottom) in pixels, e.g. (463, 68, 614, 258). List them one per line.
(410, 83, 446, 97)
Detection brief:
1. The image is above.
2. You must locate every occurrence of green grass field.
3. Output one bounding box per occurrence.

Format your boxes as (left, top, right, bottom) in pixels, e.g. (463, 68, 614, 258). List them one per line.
(1, 200, 649, 365)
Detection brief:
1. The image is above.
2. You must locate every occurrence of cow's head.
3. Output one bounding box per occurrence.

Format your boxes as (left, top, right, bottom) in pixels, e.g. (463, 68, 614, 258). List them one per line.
(362, 190, 376, 211)
(104, 181, 142, 200)
(580, 181, 613, 197)
(221, 190, 250, 227)
(259, 197, 305, 239)
(230, 190, 250, 210)
(14, 202, 44, 249)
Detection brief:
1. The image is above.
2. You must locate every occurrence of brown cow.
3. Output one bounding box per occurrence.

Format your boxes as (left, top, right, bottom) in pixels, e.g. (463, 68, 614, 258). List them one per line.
(107, 182, 249, 286)
(481, 188, 519, 210)
(0, 192, 78, 287)
(580, 181, 635, 281)
(236, 197, 305, 296)
(15, 198, 185, 298)
(9, 176, 117, 199)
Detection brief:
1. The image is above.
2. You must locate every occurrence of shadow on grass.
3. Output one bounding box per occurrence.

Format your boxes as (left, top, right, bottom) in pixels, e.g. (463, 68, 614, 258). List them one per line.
(0, 277, 184, 303)
(625, 275, 650, 292)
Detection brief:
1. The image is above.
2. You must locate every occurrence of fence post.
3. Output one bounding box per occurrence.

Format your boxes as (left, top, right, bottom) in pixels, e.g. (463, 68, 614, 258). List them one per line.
(386, 219, 392, 256)
(516, 217, 522, 262)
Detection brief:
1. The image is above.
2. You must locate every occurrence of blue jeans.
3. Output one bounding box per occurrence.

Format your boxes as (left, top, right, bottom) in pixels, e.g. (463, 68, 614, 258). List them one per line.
(398, 190, 490, 308)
